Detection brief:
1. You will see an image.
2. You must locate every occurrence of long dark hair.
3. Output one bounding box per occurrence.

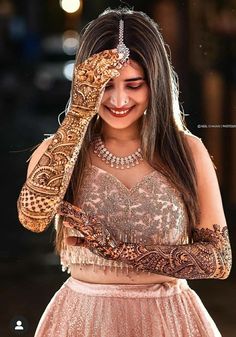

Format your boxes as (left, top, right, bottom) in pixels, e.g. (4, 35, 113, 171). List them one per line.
(55, 7, 201, 252)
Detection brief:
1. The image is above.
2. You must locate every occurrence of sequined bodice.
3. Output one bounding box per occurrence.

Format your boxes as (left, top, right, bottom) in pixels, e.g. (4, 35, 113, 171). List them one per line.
(60, 165, 189, 273)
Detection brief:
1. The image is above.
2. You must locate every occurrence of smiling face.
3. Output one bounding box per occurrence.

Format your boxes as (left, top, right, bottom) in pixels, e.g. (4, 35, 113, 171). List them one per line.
(98, 59, 149, 130)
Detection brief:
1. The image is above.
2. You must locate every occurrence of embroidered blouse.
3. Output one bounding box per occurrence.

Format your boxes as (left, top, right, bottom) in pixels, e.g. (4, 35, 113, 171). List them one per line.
(57, 165, 189, 274)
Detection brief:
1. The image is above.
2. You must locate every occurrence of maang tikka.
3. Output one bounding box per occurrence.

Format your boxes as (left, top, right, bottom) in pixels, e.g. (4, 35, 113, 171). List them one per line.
(117, 19, 130, 62)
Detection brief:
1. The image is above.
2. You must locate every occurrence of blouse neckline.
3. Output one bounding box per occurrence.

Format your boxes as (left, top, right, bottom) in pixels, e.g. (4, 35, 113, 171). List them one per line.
(89, 164, 157, 193)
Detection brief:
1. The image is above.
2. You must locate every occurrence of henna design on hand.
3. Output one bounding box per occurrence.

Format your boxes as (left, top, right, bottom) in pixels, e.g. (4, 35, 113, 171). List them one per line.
(17, 50, 124, 232)
(59, 201, 232, 280)
(70, 49, 123, 115)
(59, 201, 118, 255)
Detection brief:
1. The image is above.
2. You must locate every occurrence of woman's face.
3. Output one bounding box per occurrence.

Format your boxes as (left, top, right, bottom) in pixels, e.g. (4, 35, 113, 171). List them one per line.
(98, 59, 149, 130)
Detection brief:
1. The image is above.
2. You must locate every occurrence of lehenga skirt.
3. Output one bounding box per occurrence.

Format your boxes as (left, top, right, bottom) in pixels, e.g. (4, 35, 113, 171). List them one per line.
(34, 276, 221, 337)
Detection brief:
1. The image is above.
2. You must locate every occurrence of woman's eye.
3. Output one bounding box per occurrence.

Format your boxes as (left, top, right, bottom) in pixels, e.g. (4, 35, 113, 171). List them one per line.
(105, 84, 143, 90)
(127, 85, 142, 89)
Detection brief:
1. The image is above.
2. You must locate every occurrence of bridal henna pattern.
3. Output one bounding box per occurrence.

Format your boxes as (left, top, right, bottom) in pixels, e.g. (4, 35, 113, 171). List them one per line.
(59, 201, 232, 280)
(17, 49, 124, 233)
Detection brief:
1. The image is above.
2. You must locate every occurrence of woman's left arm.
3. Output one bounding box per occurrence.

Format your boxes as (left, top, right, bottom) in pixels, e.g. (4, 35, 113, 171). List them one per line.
(60, 136, 232, 279)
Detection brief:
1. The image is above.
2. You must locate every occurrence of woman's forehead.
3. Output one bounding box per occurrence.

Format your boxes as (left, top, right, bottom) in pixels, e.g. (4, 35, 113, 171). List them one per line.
(114, 59, 144, 80)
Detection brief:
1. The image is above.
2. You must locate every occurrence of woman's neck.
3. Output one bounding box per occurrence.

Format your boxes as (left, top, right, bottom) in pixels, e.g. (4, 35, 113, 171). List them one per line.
(101, 121, 141, 144)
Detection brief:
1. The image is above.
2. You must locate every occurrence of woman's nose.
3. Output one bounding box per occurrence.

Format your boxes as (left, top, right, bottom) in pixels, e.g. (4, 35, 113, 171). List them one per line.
(110, 90, 129, 107)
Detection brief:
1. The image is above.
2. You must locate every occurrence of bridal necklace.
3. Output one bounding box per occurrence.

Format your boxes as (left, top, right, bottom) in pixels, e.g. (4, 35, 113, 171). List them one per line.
(93, 136, 143, 169)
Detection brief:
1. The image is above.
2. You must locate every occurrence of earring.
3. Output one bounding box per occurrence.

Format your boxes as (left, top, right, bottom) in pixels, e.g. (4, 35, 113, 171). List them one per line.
(96, 114, 100, 121)
(143, 110, 147, 116)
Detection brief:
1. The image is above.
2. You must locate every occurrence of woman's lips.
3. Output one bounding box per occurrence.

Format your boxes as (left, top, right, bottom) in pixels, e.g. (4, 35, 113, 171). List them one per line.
(105, 106, 134, 118)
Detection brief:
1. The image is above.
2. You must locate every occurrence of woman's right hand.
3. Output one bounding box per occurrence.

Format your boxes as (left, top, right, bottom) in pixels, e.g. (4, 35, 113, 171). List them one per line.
(69, 49, 125, 118)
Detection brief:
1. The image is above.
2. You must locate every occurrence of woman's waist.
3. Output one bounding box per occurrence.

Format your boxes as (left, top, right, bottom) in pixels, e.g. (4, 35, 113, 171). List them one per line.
(69, 263, 177, 285)
(64, 275, 189, 298)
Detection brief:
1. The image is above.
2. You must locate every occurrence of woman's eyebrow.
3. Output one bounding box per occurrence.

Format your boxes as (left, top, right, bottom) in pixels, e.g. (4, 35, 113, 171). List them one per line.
(109, 77, 144, 82)
(124, 77, 144, 82)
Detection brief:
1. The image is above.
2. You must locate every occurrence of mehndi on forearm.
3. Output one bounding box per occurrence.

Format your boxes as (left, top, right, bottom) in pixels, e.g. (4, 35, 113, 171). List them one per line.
(17, 113, 92, 233)
(17, 49, 123, 233)
(59, 202, 232, 280)
(104, 224, 232, 280)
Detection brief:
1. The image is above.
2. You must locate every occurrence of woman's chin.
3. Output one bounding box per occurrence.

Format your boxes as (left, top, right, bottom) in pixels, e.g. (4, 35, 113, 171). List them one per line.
(100, 120, 132, 129)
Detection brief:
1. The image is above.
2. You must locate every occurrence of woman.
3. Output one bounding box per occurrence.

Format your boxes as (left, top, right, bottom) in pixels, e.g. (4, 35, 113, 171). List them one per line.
(17, 7, 232, 337)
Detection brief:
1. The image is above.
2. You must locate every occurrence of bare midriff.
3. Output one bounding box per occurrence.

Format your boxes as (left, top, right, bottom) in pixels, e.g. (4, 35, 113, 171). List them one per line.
(70, 264, 177, 284)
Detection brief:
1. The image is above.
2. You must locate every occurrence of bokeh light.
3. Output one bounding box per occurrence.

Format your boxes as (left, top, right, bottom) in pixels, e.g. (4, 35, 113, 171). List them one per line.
(63, 61, 75, 81)
(62, 30, 79, 55)
(59, 0, 81, 14)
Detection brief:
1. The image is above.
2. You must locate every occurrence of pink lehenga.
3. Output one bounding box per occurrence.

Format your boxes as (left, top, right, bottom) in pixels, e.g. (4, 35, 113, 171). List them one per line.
(34, 165, 222, 337)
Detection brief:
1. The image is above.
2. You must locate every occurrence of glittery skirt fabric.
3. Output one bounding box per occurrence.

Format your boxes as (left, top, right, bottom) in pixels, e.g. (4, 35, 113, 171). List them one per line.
(34, 276, 221, 337)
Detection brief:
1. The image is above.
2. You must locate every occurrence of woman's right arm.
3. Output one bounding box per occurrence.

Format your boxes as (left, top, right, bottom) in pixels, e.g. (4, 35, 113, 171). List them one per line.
(17, 49, 124, 233)
(26, 137, 53, 178)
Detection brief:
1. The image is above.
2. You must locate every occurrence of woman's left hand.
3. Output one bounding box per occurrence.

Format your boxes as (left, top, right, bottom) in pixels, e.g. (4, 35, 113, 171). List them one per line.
(58, 201, 120, 259)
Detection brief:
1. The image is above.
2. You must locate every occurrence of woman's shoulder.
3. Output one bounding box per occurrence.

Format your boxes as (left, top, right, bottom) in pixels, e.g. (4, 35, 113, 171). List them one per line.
(181, 130, 203, 147)
(180, 130, 206, 159)
(180, 130, 216, 173)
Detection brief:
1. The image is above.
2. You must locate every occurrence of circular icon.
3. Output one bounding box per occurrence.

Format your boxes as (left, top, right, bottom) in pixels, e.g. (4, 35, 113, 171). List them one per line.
(10, 316, 28, 335)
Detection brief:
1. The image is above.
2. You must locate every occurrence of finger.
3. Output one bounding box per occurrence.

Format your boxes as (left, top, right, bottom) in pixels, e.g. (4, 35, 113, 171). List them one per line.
(58, 200, 84, 217)
(90, 49, 124, 70)
(66, 236, 86, 247)
(63, 219, 86, 235)
(62, 218, 82, 229)
(63, 220, 72, 228)
(59, 202, 87, 224)
(83, 49, 118, 69)
(110, 48, 125, 61)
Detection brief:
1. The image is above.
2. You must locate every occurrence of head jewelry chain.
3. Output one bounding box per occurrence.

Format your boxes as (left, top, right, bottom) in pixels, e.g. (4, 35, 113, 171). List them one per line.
(116, 19, 130, 62)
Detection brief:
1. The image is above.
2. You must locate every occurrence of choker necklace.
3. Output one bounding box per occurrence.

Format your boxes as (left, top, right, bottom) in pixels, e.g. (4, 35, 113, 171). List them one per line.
(93, 136, 143, 169)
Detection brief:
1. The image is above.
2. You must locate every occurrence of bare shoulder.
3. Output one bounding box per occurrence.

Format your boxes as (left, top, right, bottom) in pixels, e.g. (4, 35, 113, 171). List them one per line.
(27, 135, 54, 178)
(182, 131, 203, 152)
(181, 131, 216, 172)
